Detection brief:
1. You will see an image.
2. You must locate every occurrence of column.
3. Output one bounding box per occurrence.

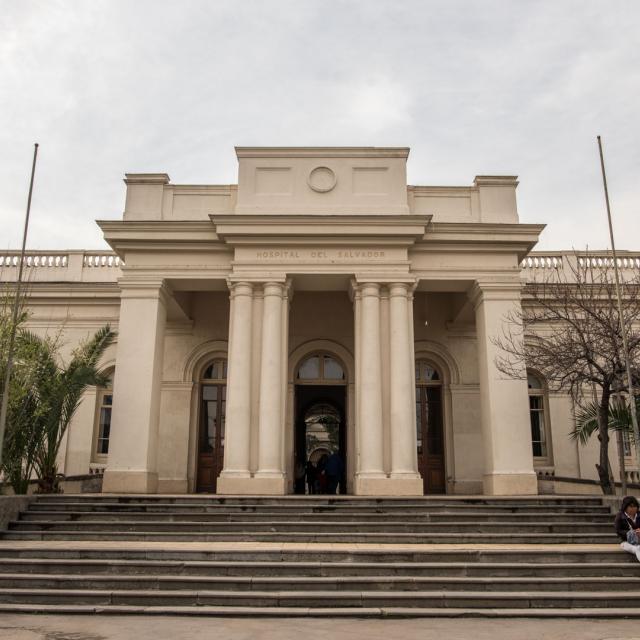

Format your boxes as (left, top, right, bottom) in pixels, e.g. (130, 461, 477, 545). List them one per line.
(472, 281, 537, 495)
(102, 280, 167, 493)
(389, 283, 423, 492)
(255, 281, 287, 493)
(354, 282, 385, 492)
(217, 281, 254, 494)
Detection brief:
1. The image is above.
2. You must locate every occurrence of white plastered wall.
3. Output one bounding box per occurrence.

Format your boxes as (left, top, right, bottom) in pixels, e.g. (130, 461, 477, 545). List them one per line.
(155, 291, 230, 493)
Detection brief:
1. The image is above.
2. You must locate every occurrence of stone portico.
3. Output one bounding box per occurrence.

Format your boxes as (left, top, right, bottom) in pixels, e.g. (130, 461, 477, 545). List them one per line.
(91, 146, 541, 496)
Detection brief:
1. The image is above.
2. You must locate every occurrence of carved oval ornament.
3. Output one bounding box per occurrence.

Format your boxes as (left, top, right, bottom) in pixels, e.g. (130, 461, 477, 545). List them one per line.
(308, 166, 337, 193)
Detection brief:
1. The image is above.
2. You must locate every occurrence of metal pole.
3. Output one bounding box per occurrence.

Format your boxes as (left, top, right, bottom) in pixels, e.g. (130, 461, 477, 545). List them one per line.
(0, 143, 39, 467)
(597, 135, 640, 482)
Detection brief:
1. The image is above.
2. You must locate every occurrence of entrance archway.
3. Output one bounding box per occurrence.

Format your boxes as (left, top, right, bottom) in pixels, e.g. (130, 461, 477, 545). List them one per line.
(196, 358, 227, 493)
(294, 353, 347, 494)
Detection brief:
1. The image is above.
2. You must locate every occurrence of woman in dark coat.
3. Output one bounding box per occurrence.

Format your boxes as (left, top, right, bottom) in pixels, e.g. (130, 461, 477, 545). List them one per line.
(615, 495, 640, 561)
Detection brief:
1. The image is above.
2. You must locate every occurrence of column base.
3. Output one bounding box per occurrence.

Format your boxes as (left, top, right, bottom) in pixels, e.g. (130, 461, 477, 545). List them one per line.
(354, 474, 423, 496)
(102, 470, 158, 494)
(483, 472, 538, 495)
(217, 474, 286, 495)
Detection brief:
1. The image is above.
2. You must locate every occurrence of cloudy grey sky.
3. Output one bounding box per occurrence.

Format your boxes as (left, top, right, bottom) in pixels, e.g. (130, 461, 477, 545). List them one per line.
(1, 0, 638, 252)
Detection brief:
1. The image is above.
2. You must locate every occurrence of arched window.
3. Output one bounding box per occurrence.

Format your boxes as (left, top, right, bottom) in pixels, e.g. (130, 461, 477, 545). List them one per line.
(297, 353, 345, 383)
(92, 370, 114, 461)
(415, 359, 445, 493)
(528, 371, 549, 459)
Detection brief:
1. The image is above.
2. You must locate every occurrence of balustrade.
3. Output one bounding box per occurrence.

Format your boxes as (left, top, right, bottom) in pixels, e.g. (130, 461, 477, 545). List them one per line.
(0, 251, 123, 283)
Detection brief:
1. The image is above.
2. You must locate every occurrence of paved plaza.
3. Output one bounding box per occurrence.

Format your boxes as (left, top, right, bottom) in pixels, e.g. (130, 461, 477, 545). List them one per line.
(1, 614, 640, 640)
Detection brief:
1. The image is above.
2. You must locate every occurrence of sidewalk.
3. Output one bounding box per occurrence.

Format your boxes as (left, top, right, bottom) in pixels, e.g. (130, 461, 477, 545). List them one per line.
(1, 614, 639, 640)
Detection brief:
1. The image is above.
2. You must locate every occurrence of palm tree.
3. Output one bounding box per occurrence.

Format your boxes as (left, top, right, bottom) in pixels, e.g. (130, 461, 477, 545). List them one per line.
(31, 325, 116, 493)
(571, 397, 640, 445)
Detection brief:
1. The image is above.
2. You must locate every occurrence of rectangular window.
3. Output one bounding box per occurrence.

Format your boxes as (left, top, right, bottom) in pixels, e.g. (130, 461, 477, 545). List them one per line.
(529, 395, 546, 457)
(96, 392, 112, 456)
(623, 430, 632, 457)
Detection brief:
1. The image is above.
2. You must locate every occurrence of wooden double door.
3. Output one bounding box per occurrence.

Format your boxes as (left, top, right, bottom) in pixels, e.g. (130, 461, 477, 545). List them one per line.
(415, 361, 445, 494)
(196, 360, 227, 493)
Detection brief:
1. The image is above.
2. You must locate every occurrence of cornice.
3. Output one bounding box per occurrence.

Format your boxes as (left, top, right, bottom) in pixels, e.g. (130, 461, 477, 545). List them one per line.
(422, 222, 545, 239)
(97, 220, 224, 255)
(211, 214, 431, 245)
(415, 222, 545, 260)
(97, 220, 218, 235)
(235, 146, 410, 159)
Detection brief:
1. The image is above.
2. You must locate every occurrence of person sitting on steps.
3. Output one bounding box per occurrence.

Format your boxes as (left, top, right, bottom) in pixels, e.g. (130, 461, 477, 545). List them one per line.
(615, 495, 640, 562)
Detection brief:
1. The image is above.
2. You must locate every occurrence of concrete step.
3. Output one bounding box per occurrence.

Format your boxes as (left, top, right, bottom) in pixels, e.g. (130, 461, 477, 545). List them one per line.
(1, 494, 629, 617)
(1, 602, 639, 618)
(1, 587, 640, 609)
(0, 557, 636, 578)
(0, 530, 618, 544)
(1, 572, 638, 592)
(32, 495, 606, 505)
(6, 519, 616, 534)
(27, 501, 610, 514)
(18, 510, 615, 523)
(0, 545, 628, 564)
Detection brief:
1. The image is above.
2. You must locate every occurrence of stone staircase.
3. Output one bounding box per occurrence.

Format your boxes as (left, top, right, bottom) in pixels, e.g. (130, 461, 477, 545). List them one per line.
(0, 494, 635, 617)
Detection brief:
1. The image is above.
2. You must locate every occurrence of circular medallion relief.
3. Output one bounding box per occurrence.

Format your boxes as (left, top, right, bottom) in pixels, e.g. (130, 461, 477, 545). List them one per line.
(307, 166, 337, 193)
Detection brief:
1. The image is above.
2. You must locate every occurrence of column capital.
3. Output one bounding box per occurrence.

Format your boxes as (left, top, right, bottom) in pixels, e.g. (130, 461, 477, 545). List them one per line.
(226, 280, 254, 298)
(469, 279, 524, 309)
(359, 282, 382, 297)
(388, 281, 416, 297)
(117, 277, 171, 304)
(349, 280, 382, 300)
(262, 281, 286, 297)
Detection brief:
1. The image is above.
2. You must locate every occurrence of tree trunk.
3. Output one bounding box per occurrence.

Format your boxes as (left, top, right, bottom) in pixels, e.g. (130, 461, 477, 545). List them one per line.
(36, 463, 61, 494)
(596, 386, 614, 495)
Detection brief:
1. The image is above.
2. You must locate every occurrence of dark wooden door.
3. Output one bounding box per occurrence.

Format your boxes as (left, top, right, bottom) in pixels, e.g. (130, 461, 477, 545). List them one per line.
(196, 383, 226, 492)
(416, 384, 445, 494)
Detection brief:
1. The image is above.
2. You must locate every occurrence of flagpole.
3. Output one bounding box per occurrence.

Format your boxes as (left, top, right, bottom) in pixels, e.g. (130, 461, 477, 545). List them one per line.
(0, 143, 39, 467)
(597, 136, 640, 488)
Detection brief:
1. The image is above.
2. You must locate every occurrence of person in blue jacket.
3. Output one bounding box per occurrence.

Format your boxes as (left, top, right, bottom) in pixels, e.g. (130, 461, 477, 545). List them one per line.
(325, 450, 344, 495)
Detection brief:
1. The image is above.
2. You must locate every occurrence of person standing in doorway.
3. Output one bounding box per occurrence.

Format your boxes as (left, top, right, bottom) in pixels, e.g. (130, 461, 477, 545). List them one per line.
(294, 459, 306, 494)
(325, 450, 344, 495)
(305, 460, 317, 495)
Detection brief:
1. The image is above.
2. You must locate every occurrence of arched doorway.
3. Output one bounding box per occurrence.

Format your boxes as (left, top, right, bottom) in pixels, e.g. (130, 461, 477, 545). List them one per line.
(416, 359, 445, 494)
(294, 353, 347, 494)
(196, 358, 227, 493)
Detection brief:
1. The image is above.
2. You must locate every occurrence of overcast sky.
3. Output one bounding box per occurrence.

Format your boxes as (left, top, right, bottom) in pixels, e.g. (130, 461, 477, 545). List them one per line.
(1, 0, 638, 252)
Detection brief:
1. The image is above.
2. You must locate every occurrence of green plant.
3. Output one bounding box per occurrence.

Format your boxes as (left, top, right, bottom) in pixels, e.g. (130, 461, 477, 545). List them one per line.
(31, 325, 115, 493)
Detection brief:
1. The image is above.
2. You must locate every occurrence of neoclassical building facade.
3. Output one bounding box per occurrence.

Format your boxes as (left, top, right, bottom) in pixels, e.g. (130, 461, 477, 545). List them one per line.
(2, 147, 638, 495)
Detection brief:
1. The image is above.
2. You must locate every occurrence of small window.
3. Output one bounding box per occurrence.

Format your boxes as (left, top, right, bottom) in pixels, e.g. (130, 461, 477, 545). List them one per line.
(416, 361, 441, 383)
(323, 356, 344, 380)
(298, 356, 320, 380)
(297, 353, 345, 383)
(203, 359, 227, 382)
(527, 374, 543, 390)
